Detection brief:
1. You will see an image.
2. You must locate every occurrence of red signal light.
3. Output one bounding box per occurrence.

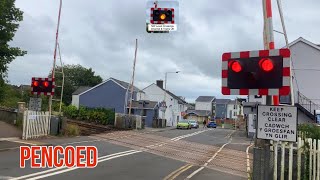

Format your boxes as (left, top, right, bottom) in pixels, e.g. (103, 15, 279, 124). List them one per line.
(43, 81, 49, 87)
(229, 61, 242, 73)
(259, 58, 274, 72)
(33, 81, 39, 87)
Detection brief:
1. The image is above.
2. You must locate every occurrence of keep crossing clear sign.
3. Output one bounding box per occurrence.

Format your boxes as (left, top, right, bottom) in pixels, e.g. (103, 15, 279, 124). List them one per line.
(257, 105, 297, 142)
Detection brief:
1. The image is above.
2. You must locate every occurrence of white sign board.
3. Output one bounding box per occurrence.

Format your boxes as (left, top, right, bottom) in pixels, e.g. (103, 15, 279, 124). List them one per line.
(257, 105, 297, 142)
(29, 98, 42, 111)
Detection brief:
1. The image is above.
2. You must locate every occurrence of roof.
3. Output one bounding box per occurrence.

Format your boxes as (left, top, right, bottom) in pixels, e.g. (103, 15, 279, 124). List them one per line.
(228, 100, 237, 105)
(78, 77, 141, 96)
(143, 83, 187, 104)
(242, 102, 261, 107)
(215, 99, 231, 104)
(127, 100, 158, 109)
(110, 78, 140, 92)
(195, 96, 215, 102)
(186, 110, 211, 117)
(288, 37, 320, 51)
(72, 86, 92, 95)
(166, 90, 187, 104)
(186, 103, 195, 110)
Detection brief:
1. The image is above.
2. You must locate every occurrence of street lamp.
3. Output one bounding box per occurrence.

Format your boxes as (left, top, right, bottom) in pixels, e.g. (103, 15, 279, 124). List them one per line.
(162, 71, 180, 122)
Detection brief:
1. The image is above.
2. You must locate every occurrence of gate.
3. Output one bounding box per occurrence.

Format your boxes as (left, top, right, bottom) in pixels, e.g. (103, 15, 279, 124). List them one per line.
(22, 110, 50, 140)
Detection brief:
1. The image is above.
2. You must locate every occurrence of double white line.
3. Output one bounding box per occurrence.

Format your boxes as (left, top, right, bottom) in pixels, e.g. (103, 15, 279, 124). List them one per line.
(170, 130, 208, 141)
(11, 150, 141, 180)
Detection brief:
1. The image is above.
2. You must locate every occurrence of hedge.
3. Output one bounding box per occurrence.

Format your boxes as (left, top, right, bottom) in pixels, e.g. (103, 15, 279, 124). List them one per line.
(63, 105, 115, 125)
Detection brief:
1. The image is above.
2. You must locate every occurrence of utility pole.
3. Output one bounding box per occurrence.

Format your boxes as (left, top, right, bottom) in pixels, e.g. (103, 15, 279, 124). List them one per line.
(128, 39, 138, 116)
(49, 0, 62, 115)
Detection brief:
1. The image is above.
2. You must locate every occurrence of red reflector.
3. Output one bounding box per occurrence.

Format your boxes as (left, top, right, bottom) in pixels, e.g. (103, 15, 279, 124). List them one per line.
(230, 61, 242, 73)
(33, 81, 39, 87)
(259, 58, 274, 72)
(43, 81, 49, 87)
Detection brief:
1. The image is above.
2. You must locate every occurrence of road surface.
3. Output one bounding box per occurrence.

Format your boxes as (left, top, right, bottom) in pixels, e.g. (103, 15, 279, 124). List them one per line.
(0, 127, 253, 180)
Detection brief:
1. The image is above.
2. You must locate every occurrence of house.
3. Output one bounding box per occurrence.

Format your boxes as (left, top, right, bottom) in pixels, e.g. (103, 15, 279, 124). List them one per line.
(126, 100, 159, 127)
(195, 96, 215, 116)
(71, 77, 161, 127)
(184, 96, 215, 123)
(141, 80, 188, 127)
(71, 78, 140, 113)
(226, 99, 244, 120)
(184, 110, 211, 123)
(214, 99, 231, 119)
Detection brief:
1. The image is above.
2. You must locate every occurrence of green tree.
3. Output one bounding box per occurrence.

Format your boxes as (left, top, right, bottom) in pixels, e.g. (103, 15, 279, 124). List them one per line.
(0, 0, 27, 102)
(49, 64, 103, 105)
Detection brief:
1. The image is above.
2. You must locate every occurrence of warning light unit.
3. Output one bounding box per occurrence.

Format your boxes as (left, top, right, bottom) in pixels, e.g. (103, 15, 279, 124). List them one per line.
(31, 77, 55, 96)
(221, 48, 291, 96)
(148, 7, 177, 32)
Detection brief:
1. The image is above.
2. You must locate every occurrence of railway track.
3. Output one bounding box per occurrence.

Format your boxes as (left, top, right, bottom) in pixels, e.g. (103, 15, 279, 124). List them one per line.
(66, 119, 124, 135)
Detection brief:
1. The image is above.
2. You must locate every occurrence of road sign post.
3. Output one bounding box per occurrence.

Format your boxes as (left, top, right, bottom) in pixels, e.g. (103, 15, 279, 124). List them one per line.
(257, 105, 297, 142)
(29, 98, 42, 111)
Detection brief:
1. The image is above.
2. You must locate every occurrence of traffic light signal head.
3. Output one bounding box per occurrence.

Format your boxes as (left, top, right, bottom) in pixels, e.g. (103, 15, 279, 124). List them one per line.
(221, 49, 291, 95)
(150, 8, 175, 24)
(31, 77, 55, 96)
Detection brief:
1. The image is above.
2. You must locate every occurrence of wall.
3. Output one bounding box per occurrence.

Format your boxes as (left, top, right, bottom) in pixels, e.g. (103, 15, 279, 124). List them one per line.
(215, 104, 227, 118)
(0, 109, 17, 124)
(79, 80, 130, 113)
(71, 95, 79, 108)
(195, 101, 212, 111)
(227, 104, 242, 119)
(143, 84, 184, 127)
(291, 41, 320, 103)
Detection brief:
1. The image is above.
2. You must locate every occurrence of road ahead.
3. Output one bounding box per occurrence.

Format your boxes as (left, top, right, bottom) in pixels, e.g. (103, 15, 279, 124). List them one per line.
(0, 127, 253, 180)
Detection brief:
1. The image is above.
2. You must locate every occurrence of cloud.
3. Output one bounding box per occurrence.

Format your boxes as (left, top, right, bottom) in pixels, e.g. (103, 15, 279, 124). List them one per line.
(7, 0, 320, 102)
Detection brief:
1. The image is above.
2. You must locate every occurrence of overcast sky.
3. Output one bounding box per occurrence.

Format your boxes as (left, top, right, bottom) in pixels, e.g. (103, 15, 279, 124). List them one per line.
(8, 0, 320, 102)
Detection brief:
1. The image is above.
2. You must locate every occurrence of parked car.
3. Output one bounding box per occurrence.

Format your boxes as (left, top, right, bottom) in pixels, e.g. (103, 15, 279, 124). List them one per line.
(189, 120, 199, 128)
(207, 121, 217, 128)
(177, 120, 191, 129)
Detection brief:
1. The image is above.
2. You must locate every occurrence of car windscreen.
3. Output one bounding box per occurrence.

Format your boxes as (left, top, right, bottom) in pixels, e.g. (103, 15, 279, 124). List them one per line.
(189, 120, 196, 123)
(179, 120, 189, 123)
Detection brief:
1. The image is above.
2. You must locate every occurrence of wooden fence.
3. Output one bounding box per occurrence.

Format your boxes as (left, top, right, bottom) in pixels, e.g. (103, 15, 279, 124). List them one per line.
(22, 110, 50, 140)
(270, 135, 320, 180)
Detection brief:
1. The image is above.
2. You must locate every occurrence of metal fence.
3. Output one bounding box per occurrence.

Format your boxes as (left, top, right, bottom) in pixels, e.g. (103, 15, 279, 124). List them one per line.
(298, 91, 320, 118)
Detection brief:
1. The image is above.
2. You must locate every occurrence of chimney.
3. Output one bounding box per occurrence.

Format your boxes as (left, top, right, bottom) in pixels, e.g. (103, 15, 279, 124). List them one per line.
(156, 80, 163, 89)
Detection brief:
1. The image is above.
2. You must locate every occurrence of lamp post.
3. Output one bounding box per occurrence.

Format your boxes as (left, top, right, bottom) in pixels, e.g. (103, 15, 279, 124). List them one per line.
(162, 71, 180, 122)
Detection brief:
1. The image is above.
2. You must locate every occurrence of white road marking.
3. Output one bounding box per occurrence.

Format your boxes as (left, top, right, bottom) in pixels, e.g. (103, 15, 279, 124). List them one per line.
(170, 130, 209, 141)
(13, 129, 213, 179)
(246, 144, 253, 179)
(11, 150, 140, 180)
(0, 176, 15, 179)
(186, 167, 204, 179)
(186, 137, 232, 179)
(27, 151, 141, 180)
(0, 137, 38, 145)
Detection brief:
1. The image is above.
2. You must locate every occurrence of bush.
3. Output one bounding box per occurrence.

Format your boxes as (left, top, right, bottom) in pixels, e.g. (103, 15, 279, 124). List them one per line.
(298, 124, 320, 139)
(62, 105, 115, 125)
(63, 124, 80, 136)
(52, 102, 66, 112)
(63, 105, 78, 119)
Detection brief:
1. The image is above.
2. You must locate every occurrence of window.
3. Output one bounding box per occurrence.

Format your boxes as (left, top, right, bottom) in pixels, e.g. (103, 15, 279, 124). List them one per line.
(234, 105, 236, 109)
(234, 112, 236, 116)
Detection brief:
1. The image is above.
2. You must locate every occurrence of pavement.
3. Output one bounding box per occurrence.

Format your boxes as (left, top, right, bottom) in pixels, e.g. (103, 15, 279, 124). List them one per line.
(0, 121, 22, 138)
(0, 126, 253, 180)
